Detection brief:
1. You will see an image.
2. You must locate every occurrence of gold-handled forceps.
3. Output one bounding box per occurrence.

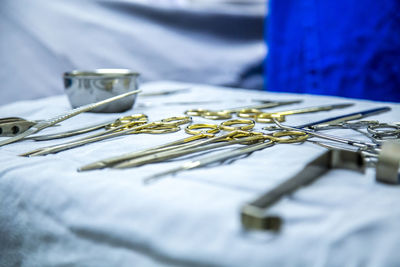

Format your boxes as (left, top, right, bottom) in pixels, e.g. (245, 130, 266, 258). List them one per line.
(78, 119, 257, 171)
(111, 119, 258, 169)
(238, 103, 353, 123)
(20, 115, 191, 157)
(143, 129, 309, 184)
(185, 100, 302, 120)
(0, 89, 141, 147)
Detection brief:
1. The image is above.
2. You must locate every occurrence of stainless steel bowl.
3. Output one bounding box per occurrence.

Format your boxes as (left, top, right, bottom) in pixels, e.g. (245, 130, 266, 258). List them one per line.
(64, 69, 140, 113)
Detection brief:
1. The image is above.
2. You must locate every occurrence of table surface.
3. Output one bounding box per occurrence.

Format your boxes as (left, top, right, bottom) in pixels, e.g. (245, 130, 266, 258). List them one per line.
(1, 81, 400, 267)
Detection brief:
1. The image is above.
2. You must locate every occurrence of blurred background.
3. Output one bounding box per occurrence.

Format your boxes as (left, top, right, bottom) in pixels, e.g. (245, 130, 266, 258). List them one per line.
(2, 0, 398, 105)
(0, 0, 267, 106)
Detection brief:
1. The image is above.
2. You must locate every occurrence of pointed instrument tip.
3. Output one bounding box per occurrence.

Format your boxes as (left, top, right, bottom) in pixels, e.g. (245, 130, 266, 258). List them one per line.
(77, 162, 106, 172)
(19, 148, 43, 157)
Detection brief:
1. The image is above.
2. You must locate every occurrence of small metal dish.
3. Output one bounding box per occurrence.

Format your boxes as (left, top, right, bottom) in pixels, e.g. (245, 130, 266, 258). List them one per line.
(64, 69, 140, 113)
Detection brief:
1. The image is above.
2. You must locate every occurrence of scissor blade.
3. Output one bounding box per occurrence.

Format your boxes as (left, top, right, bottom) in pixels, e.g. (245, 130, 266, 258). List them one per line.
(296, 106, 391, 129)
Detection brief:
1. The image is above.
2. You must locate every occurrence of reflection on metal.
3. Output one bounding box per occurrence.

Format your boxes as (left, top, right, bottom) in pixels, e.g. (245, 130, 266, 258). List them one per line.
(0, 117, 36, 137)
(241, 149, 365, 232)
(376, 141, 400, 184)
(64, 69, 140, 113)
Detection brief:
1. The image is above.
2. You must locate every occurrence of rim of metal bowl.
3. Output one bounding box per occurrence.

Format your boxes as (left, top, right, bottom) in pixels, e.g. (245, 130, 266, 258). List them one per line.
(64, 69, 140, 79)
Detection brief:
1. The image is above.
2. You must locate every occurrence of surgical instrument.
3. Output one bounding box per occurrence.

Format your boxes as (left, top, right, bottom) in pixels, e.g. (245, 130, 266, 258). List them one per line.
(0, 89, 141, 147)
(20, 116, 191, 157)
(296, 106, 391, 129)
(26, 115, 144, 141)
(185, 100, 302, 120)
(238, 103, 353, 123)
(241, 149, 366, 231)
(111, 120, 258, 169)
(241, 140, 400, 231)
(311, 120, 400, 144)
(78, 103, 351, 171)
(142, 130, 308, 184)
(271, 118, 380, 156)
(78, 119, 256, 171)
(26, 120, 115, 141)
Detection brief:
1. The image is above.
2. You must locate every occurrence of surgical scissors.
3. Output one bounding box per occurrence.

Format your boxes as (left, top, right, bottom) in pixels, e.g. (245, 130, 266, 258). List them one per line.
(78, 119, 257, 171)
(142, 130, 308, 184)
(20, 115, 191, 157)
(185, 100, 302, 120)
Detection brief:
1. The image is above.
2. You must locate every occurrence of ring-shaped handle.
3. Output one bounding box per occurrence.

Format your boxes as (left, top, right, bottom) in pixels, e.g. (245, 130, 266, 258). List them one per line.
(119, 114, 148, 123)
(130, 121, 181, 134)
(367, 123, 400, 138)
(237, 108, 263, 119)
(220, 119, 255, 131)
(134, 126, 181, 134)
(219, 129, 256, 142)
(271, 130, 308, 143)
(255, 113, 286, 123)
(107, 114, 148, 129)
(161, 116, 192, 126)
(232, 131, 268, 143)
(202, 111, 232, 120)
(185, 123, 220, 135)
(121, 120, 148, 129)
(185, 109, 208, 116)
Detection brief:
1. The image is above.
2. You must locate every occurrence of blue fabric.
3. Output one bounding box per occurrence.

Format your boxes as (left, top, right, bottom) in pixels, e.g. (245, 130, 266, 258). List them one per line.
(266, 0, 400, 102)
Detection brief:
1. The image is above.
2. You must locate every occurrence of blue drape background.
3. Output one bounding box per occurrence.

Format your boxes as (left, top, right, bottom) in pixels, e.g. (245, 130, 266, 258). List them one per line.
(266, 0, 400, 102)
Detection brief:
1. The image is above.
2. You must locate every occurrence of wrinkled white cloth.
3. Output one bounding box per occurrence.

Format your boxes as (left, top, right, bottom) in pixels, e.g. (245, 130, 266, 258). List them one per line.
(1, 81, 400, 267)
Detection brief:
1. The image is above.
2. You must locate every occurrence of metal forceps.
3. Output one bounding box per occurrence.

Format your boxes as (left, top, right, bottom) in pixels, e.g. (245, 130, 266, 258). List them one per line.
(237, 103, 353, 123)
(78, 119, 257, 171)
(111, 119, 259, 169)
(0, 89, 141, 147)
(25, 115, 148, 141)
(271, 118, 381, 162)
(20, 115, 191, 157)
(312, 121, 400, 143)
(143, 129, 309, 184)
(185, 100, 302, 120)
